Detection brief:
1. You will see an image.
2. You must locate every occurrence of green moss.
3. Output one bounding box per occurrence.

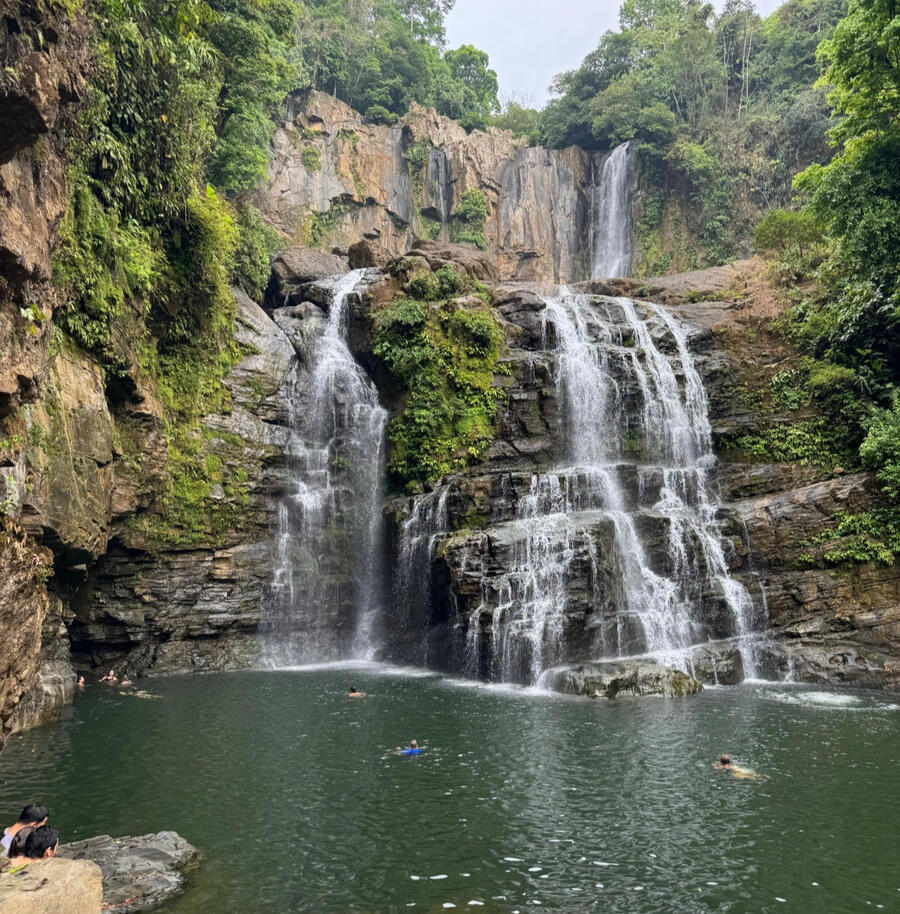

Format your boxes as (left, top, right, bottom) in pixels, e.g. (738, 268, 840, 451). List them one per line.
(373, 286, 506, 490)
(304, 203, 348, 248)
(301, 144, 321, 172)
(797, 508, 900, 568)
(720, 418, 856, 471)
(450, 189, 488, 250)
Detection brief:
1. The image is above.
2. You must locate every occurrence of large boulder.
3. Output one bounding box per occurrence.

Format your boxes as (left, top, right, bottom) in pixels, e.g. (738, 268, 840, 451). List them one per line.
(406, 239, 500, 284)
(348, 238, 394, 269)
(59, 831, 198, 913)
(267, 247, 349, 307)
(0, 857, 103, 913)
(545, 660, 703, 698)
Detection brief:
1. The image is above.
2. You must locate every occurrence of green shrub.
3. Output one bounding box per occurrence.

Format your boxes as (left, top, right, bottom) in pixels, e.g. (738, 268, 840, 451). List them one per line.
(232, 204, 280, 300)
(798, 508, 900, 567)
(450, 188, 488, 249)
(301, 144, 321, 172)
(860, 399, 900, 500)
(373, 292, 505, 489)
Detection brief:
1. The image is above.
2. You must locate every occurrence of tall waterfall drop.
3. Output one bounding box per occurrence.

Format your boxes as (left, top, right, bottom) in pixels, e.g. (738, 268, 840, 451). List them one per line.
(267, 270, 387, 666)
(590, 141, 635, 279)
(465, 289, 762, 684)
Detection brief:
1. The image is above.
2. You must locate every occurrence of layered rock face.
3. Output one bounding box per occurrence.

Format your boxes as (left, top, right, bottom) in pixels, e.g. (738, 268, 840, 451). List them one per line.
(258, 91, 599, 283)
(375, 258, 898, 690)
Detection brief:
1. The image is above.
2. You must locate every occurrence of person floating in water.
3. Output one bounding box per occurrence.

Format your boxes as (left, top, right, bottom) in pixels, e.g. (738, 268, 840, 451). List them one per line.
(2, 804, 48, 855)
(348, 685, 366, 698)
(713, 754, 760, 779)
(99, 669, 117, 683)
(398, 739, 423, 756)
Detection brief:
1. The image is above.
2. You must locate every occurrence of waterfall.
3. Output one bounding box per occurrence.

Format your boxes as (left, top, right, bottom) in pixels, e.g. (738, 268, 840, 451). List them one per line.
(590, 141, 635, 279)
(391, 486, 451, 665)
(427, 148, 451, 227)
(267, 270, 387, 665)
(469, 288, 761, 683)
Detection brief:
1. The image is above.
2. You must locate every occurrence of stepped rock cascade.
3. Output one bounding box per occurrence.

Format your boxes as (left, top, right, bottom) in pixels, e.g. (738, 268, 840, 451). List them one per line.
(462, 287, 763, 684)
(267, 270, 387, 665)
(590, 141, 636, 279)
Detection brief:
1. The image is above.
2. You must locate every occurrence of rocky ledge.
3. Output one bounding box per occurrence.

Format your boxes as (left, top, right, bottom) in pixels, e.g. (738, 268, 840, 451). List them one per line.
(58, 831, 199, 912)
(545, 661, 704, 699)
(0, 857, 103, 914)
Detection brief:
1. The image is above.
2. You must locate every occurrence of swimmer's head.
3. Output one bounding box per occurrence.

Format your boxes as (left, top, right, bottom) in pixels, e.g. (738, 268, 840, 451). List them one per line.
(720, 754, 731, 766)
(350, 686, 357, 692)
(410, 739, 418, 749)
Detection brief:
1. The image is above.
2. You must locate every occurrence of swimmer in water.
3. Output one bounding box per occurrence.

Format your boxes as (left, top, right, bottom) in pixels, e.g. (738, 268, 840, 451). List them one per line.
(348, 685, 366, 697)
(396, 739, 423, 756)
(713, 754, 761, 779)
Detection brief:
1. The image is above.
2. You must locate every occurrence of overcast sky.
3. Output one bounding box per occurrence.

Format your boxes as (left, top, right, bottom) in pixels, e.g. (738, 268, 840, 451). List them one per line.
(445, 0, 787, 106)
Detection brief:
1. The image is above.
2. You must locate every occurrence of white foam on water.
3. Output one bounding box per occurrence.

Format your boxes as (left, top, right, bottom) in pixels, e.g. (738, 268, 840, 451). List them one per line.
(763, 689, 899, 712)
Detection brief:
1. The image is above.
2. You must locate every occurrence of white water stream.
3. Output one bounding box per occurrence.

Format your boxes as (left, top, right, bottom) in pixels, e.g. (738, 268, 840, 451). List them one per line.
(590, 141, 635, 279)
(267, 270, 387, 665)
(466, 288, 762, 682)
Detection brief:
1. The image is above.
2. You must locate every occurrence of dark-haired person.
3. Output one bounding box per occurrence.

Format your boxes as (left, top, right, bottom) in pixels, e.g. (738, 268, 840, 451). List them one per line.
(99, 669, 117, 683)
(348, 685, 366, 697)
(7, 825, 59, 873)
(713, 754, 759, 779)
(2, 804, 48, 856)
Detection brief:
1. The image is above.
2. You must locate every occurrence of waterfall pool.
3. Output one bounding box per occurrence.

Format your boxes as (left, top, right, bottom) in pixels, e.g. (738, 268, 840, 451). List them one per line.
(0, 666, 897, 912)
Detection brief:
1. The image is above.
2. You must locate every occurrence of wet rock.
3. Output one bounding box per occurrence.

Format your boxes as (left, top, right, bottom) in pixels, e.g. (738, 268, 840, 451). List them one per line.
(0, 523, 52, 749)
(688, 644, 745, 685)
(0, 857, 102, 913)
(546, 661, 703, 698)
(267, 246, 349, 307)
(348, 238, 393, 269)
(59, 831, 198, 913)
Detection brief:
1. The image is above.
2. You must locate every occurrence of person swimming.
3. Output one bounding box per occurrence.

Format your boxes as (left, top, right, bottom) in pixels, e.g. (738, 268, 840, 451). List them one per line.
(399, 739, 423, 756)
(713, 754, 760, 779)
(348, 685, 366, 697)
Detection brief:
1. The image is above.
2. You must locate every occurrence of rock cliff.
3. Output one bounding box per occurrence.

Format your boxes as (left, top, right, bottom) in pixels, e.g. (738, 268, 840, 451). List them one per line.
(258, 90, 599, 283)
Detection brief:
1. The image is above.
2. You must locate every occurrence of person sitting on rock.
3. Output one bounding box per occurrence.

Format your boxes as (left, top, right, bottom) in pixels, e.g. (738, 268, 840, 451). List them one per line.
(7, 825, 59, 872)
(2, 804, 48, 856)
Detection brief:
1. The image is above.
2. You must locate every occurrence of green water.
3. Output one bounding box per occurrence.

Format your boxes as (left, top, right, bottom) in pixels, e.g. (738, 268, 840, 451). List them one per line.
(0, 667, 897, 913)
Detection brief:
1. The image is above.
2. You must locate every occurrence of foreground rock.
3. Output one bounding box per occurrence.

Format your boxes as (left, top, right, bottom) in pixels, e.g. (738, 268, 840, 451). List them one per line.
(59, 831, 198, 913)
(545, 661, 703, 699)
(0, 857, 103, 913)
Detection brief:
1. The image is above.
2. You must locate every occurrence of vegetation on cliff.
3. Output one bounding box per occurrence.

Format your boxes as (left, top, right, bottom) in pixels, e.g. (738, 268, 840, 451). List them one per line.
(755, 0, 900, 508)
(373, 265, 505, 489)
(535, 0, 846, 270)
(297, 1, 499, 129)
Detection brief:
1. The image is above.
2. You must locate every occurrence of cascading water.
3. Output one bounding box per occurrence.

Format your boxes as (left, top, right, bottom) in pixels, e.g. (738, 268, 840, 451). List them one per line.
(590, 141, 635, 279)
(466, 287, 762, 683)
(267, 270, 387, 665)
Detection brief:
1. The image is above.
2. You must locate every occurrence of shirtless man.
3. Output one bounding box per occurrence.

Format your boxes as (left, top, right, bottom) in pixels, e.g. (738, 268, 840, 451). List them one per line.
(348, 685, 366, 697)
(7, 826, 59, 872)
(713, 754, 760, 779)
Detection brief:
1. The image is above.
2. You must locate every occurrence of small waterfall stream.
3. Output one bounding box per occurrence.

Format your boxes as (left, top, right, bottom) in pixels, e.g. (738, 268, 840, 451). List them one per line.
(590, 141, 635, 279)
(267, 270, 387, 665)
(465, 288, 761, 683)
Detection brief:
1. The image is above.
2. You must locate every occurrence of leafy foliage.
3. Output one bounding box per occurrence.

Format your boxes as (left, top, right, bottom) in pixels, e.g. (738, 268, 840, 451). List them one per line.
(297, 1, 498, 130)
(450, 188, 488, 249)
(373, 272, 505, 489)
(860, 399, 900, 500)
(797, 507, 900, 567)
(538, 0, 846, 269)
